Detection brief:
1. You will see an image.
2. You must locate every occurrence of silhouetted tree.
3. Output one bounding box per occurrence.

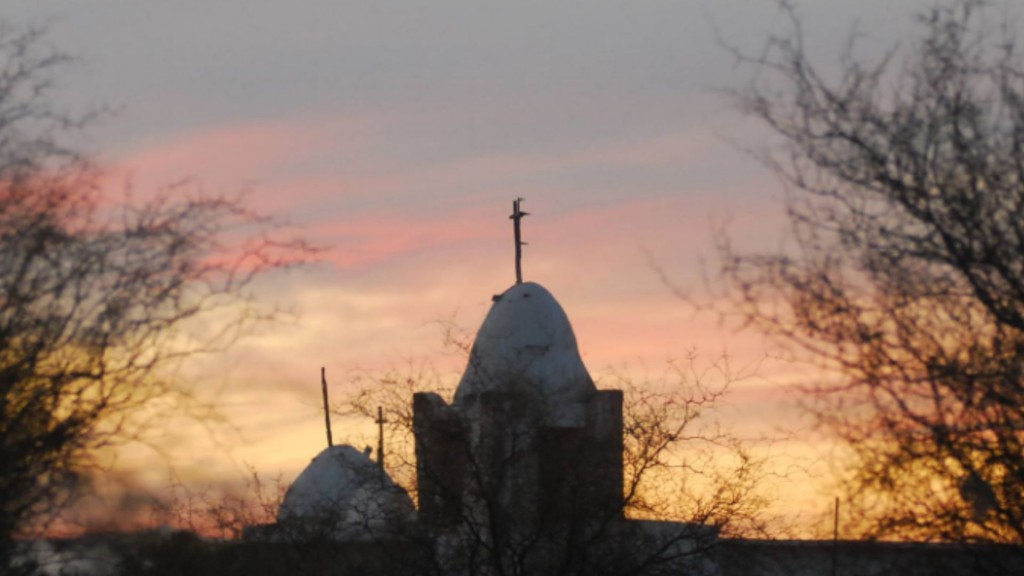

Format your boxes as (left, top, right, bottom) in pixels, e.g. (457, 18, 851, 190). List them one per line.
(722, 0, 1024, 543)
(0, 24, 310, 563)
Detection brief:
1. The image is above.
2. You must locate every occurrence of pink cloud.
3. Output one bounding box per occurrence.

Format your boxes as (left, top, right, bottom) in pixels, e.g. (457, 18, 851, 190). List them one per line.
(85, 113, 805, 470)
(304, 206, 504, 270)
(98, 115, 380, 213)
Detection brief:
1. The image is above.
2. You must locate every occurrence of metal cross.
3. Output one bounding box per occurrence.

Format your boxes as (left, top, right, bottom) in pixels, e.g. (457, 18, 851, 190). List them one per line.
(510, 198, 529, 284)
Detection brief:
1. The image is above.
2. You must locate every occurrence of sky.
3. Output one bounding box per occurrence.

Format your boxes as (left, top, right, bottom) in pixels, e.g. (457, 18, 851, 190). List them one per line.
(5, 0, 960, 533)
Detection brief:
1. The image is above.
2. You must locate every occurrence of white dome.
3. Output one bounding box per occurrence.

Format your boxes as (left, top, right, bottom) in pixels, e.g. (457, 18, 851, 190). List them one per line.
(454, 282, 595, 425)
(278, 445, 413, 540)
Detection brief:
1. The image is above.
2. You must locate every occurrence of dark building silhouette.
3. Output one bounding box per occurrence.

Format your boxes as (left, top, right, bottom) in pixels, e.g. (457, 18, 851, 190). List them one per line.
(414, 282, 623, 529)
(239, 281, 1024, 576)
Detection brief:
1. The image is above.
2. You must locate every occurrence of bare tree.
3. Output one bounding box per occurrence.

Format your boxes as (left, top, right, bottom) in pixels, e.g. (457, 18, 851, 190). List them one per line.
(721, 0, 1024, 543)
(0, 23, 311, 562)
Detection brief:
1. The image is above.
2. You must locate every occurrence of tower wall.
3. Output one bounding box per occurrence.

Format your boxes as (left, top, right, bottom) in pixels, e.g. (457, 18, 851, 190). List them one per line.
(538, 390, 624, 522)
(586, 389, 624, 517)
(413, 388, 624, 529)
(413, 392, 466, 526)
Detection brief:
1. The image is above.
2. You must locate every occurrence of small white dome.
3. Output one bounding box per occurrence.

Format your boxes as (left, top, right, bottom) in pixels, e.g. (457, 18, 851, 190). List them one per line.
(278, 445, 413, 540)
(454, 282, 595, 425)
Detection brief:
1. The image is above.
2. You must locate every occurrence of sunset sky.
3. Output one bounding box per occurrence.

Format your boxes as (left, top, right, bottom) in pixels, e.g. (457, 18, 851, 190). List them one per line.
(7, 0, 954, 532)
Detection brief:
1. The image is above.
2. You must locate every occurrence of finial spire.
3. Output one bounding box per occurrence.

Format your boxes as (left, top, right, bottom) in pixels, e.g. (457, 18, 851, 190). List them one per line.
(321, 367, 333, 448)
(510, 198, 529, 284)
(375, 406, 386, 470)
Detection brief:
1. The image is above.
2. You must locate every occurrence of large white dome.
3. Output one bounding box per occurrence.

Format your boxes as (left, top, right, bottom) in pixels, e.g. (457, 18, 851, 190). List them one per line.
(453, 282, 595, 425)
(277, 445, 413, 540)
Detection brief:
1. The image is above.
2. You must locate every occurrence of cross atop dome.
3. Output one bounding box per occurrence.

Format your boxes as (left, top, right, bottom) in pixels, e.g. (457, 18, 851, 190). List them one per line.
(510, 198, 529, 285)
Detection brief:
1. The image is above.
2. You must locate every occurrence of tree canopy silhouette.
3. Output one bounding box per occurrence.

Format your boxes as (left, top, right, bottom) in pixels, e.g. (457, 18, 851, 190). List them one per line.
(723, 0, 1024, 543)
(0, 24, 311, 558)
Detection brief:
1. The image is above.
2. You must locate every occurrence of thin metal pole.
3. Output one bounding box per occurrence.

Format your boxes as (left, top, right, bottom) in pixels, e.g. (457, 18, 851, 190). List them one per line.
(321, 367, 333, 448)
(832, 496, 839, 576)
(376, 406, 386, 470)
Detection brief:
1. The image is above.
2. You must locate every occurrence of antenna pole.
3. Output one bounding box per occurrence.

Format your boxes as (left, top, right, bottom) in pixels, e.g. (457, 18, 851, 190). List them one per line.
(510, 198, 529, 284)
(376, 406, 386, 470)
(321, 367, 333, 448)
(831, 496, 840, 576)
